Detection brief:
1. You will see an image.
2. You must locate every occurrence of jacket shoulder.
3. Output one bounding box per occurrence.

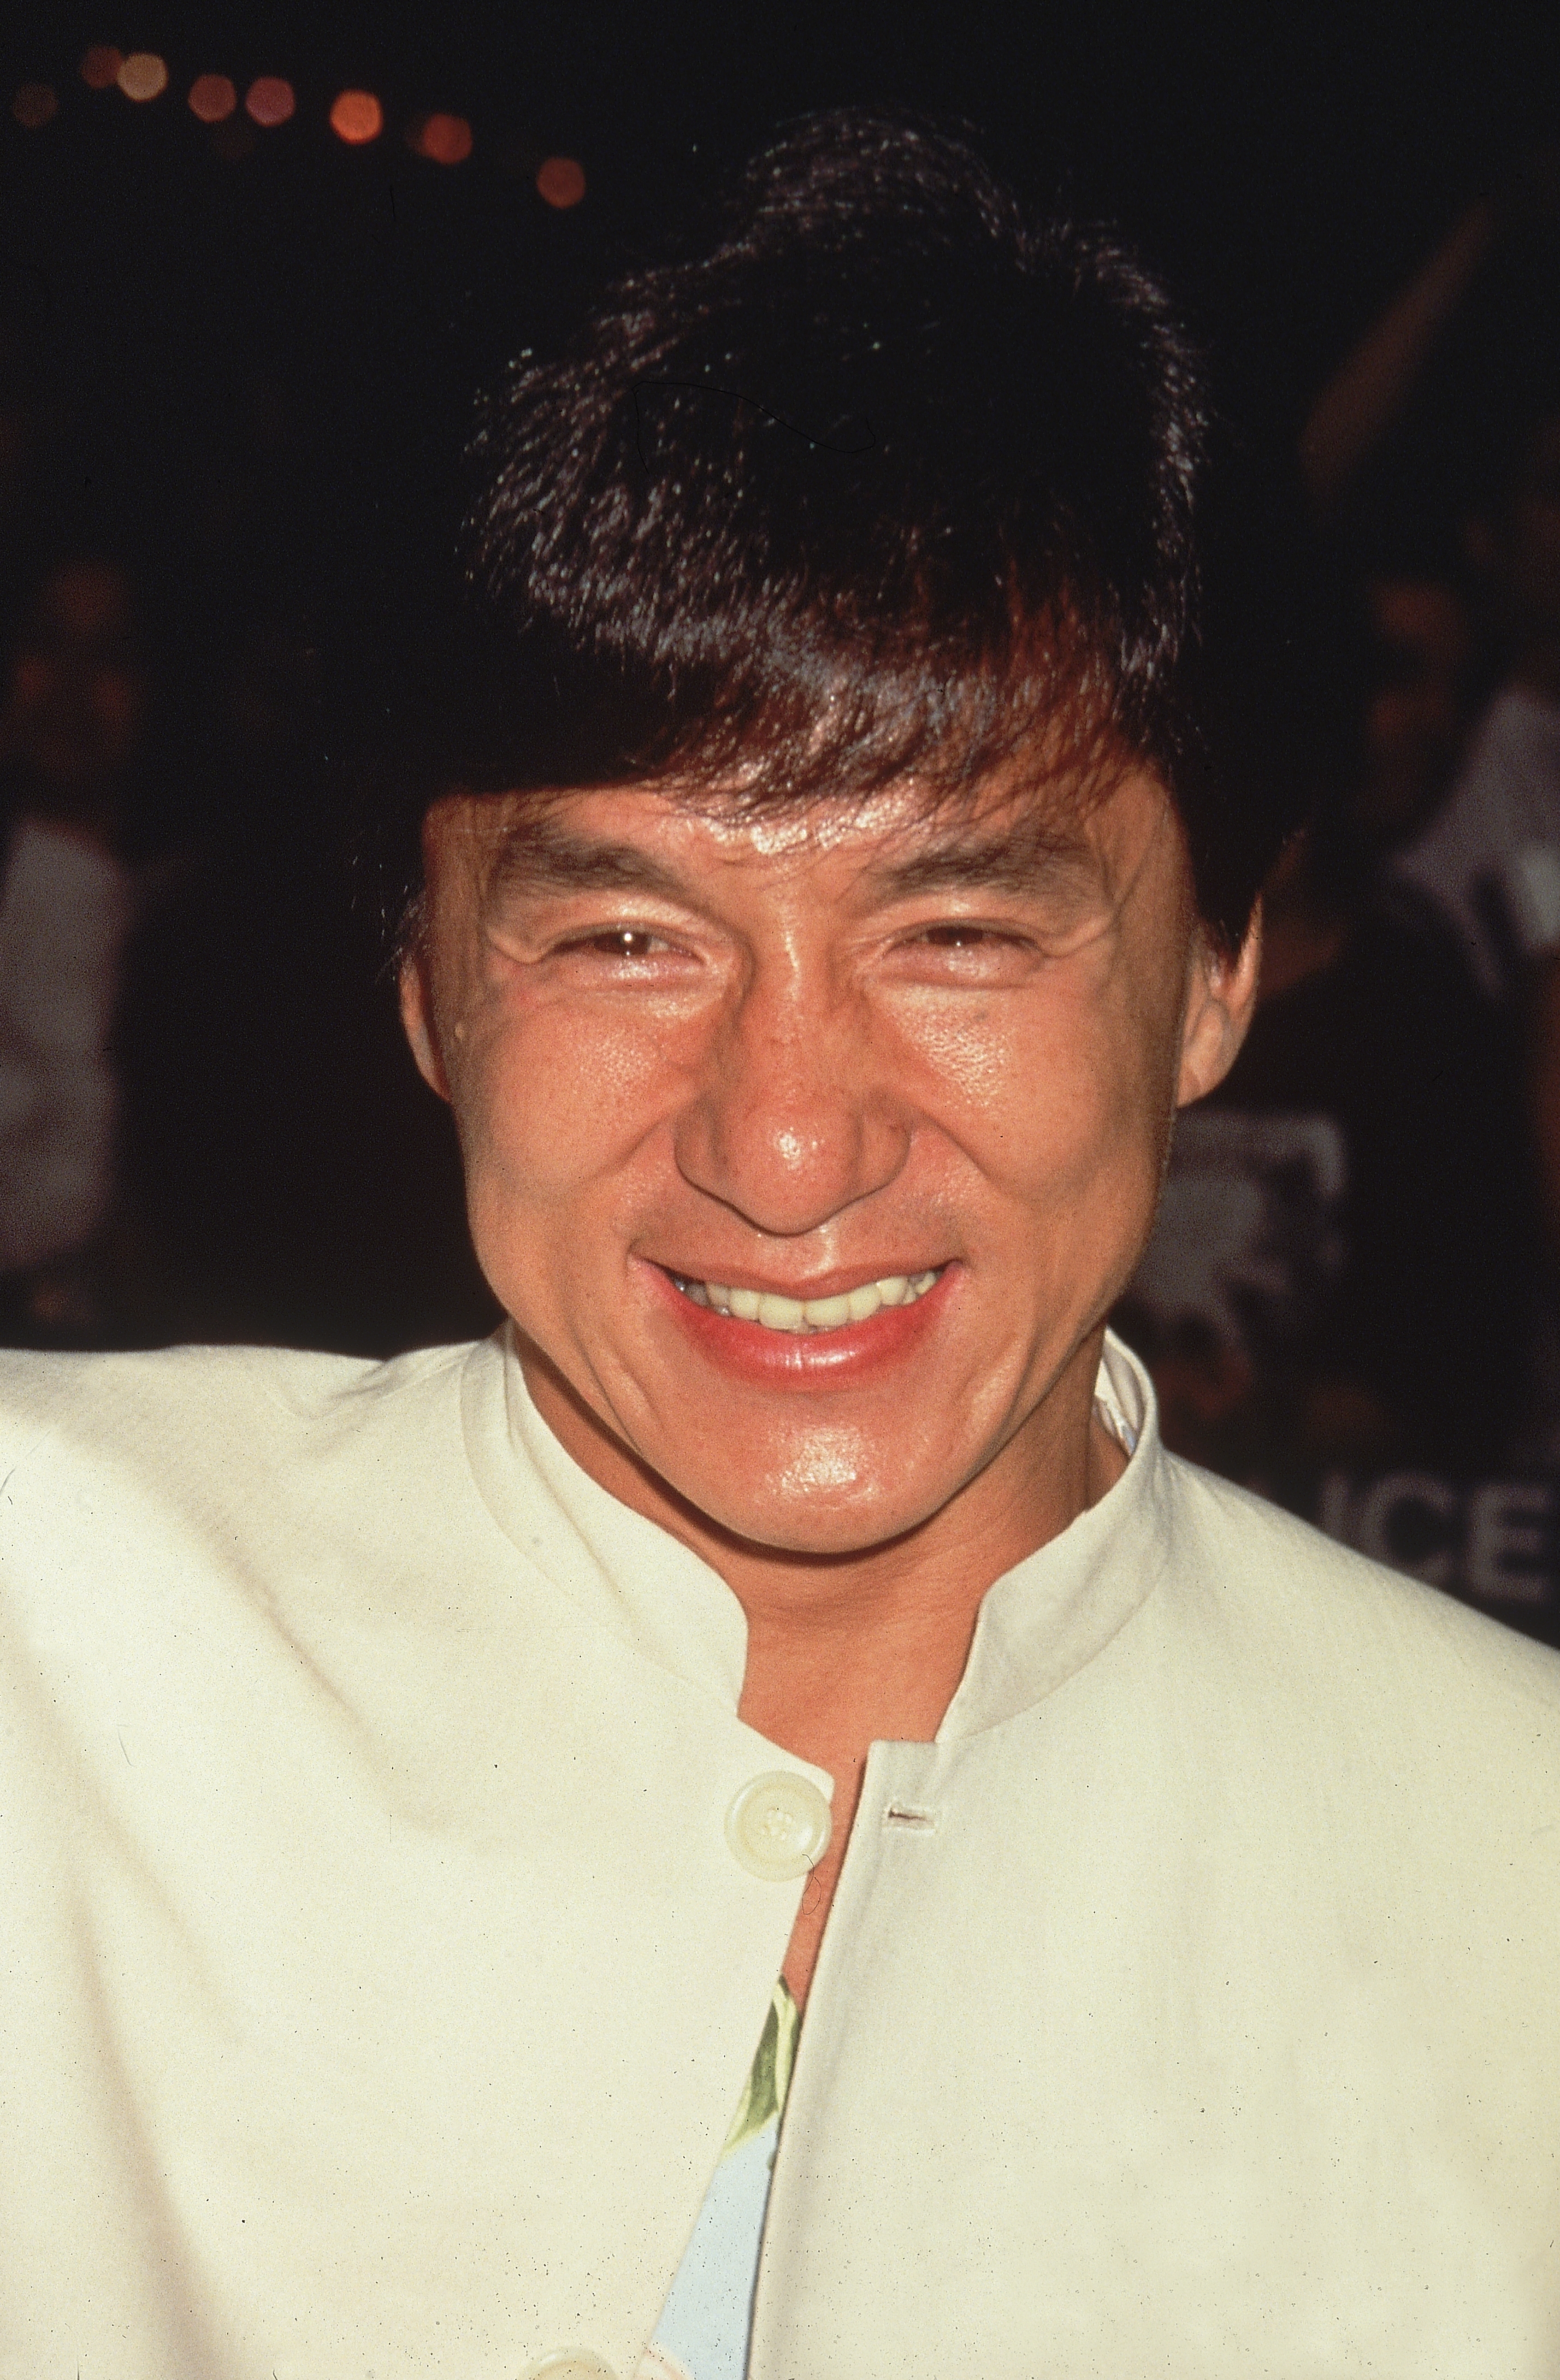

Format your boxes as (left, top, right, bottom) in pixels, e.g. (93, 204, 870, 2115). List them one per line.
(0, 1337, 478, 1498)
(1161, 1449, 1560, 1719)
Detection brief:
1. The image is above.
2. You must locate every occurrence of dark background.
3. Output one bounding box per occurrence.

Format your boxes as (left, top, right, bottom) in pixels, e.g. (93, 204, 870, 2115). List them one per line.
(4, 0, 1558, 1354)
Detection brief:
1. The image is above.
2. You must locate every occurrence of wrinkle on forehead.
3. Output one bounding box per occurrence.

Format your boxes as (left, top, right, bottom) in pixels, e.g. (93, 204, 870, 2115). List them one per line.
(442, 735, 1154, 895)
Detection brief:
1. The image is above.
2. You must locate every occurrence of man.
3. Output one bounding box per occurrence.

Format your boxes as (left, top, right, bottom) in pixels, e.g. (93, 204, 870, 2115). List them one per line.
(3, 112, 1559, 2380)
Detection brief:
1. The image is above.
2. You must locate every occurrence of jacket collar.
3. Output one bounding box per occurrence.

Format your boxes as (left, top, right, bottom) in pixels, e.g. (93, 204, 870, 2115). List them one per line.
(936, 1332, 1171, 1740)
(462, 1323, 1170, 1738)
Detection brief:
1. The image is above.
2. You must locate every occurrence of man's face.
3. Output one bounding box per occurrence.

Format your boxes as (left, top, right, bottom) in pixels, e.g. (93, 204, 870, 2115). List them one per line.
(403, 767, 1254, 1556)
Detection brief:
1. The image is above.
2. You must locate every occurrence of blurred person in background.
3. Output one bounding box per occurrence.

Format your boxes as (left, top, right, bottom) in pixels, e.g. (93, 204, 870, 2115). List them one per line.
(0, 558, 143, 1343)
(1116, 564, 1537, 1493)
(1353, 571, 1476, 853)
(1121, 160, 1560, 1511)
(1389, 395, 1560, 1456)
(1298, 154, 1560, 1458)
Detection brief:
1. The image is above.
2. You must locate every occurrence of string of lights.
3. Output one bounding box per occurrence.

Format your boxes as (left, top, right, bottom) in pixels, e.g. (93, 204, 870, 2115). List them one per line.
(8, 44, 587, 207)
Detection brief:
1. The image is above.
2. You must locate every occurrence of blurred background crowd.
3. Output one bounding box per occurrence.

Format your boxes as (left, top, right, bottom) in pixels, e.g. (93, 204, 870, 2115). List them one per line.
(5, 3, 1560, 1643)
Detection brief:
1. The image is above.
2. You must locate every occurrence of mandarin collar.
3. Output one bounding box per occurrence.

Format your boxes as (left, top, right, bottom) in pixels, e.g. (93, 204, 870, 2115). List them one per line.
(935, 1332, 1170, 1740)
(461, 1323, 1170, 1738)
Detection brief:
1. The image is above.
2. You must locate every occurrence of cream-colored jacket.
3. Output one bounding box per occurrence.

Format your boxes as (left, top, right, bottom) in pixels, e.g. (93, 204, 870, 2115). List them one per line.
(2, 1328, 1558, 2380)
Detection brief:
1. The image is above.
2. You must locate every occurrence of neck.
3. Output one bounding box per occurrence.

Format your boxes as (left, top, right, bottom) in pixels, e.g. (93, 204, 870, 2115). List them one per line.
(518, 1328, 1123, 1739)
(735, 1390, 1126, 1758)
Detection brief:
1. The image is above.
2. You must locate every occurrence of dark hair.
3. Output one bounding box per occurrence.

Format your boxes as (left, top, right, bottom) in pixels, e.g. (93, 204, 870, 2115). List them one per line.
(368, 108, 1318, 957)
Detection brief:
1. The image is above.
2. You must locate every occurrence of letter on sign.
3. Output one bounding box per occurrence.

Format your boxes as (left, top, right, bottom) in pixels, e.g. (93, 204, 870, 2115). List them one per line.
(1465, 1483, 1554, 1605)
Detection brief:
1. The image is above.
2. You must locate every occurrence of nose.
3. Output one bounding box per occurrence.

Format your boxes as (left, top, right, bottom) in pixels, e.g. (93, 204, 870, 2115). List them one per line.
(673, 968, 911, 1237)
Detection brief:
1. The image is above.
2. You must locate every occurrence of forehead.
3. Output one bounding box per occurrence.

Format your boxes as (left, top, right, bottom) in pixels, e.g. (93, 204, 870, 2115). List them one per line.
(436, 755, 1172, 908)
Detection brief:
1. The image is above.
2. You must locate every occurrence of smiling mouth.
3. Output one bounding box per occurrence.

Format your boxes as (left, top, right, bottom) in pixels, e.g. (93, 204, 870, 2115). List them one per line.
(668, 1267, 944, 1335)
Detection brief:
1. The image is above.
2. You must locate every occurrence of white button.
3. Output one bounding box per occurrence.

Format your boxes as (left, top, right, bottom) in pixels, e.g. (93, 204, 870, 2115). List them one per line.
(520, 2354, 618, 2380)
(726, 1770, 833, 1881)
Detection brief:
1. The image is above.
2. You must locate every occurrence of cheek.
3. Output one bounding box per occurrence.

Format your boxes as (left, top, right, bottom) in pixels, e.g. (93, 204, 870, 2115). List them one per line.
(904, 976, 1178, 1209)
(452, 1013, 672, 1327)
(449, 998, 689, 1216)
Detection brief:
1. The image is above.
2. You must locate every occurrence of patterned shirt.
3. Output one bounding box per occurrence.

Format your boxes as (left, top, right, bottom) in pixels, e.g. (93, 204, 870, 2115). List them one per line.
(643, 1980, 799, 2380)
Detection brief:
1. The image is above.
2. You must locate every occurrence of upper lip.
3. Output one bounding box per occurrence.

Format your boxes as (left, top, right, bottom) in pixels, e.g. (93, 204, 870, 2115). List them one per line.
(652, 1258, 949, 1300)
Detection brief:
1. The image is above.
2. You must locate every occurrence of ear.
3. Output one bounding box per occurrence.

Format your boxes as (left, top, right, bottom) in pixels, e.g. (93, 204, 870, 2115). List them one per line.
(398, 946, 452, 1103)
(1176, 904, 1262, 1108)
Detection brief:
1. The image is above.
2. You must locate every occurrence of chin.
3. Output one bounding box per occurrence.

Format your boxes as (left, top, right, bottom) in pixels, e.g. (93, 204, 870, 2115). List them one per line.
(676, 1461, 940, 1559)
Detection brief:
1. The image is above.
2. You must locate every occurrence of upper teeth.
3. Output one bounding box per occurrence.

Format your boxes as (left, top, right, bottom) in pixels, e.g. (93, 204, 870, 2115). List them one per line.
(674, 1269, 941, 1333)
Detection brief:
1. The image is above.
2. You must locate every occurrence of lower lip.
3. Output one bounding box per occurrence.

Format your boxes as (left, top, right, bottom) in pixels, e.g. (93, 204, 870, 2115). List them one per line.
(644, 1263, 957, 1386)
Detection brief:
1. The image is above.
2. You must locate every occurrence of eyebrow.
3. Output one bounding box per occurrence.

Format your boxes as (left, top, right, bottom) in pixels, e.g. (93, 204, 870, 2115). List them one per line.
(483, 809, 1097, 907)
(859, 820, 1096, 901)
(486, 818, 691, 902)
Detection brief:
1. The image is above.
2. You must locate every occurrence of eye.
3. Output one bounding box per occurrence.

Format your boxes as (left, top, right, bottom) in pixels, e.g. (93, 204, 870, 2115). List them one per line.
(911, 923, 1034, 953)
(557, 927, 672, 960)
(885, 917, 1047, 982)
(917, 924, 1004, 948)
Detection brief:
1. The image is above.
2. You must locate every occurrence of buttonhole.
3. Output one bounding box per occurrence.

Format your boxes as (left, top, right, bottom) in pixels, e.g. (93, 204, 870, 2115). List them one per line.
(882, 1802, 938, 1833)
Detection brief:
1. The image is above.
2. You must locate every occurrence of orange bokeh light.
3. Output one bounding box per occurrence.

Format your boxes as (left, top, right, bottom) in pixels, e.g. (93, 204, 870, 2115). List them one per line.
(536, 155, 586, 209)
(244, 76, 295, 128)
(409, 112, 473, 166)
(118, 52, 169, 102)
(329, 89, 383, 145)
(188, 73, 237, 124)
(80, 46, 122, 90)
(12, 83, 58, 130)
